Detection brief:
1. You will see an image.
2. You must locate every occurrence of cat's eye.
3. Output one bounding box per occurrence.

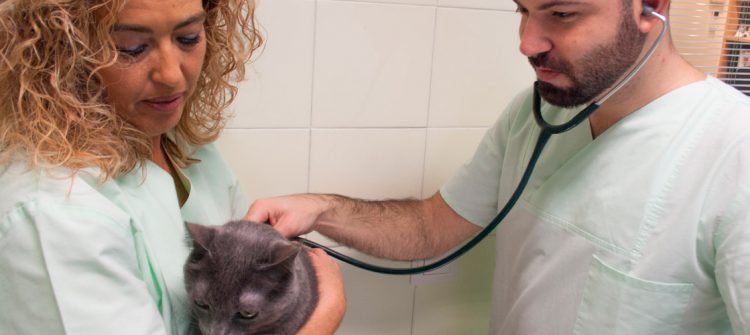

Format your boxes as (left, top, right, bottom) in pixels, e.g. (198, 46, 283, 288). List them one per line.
(189, 249, 207, 262)
(194, 300, 210, 310)
(237, 310, 259, 320)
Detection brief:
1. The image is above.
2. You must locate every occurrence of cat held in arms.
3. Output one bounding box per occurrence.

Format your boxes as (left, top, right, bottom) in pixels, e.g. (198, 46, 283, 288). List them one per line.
(184, 220, 319, 335)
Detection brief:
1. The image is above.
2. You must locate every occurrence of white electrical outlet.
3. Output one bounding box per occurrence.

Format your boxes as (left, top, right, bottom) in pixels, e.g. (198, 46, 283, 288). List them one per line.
(409, 259, 458, 285)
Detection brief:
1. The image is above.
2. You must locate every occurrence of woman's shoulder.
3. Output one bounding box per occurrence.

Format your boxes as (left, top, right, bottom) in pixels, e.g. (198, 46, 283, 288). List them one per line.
(0, 162, 62, 213)
(0, 162, 129, 226)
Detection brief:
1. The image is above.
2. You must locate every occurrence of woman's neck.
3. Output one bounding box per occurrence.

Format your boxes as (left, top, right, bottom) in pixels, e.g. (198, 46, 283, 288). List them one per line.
(150, 136, 170, 171)
(151, 135, 189, 206)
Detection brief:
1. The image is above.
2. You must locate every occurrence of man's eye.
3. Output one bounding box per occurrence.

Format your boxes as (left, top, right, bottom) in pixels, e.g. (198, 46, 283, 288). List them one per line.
(117, 44, 147, 57)
(552, 11, 576, 19)
(516, 6, 528, 14)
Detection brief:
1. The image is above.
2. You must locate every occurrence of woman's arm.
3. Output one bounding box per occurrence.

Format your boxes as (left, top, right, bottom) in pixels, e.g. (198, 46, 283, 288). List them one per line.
(0, 201, 169, 334)
(296, 248, 346, 335)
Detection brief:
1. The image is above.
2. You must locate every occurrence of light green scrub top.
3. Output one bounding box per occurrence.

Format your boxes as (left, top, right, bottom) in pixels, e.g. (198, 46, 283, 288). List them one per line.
(441, 76, 750, 334)
(0, 143, 249, 334)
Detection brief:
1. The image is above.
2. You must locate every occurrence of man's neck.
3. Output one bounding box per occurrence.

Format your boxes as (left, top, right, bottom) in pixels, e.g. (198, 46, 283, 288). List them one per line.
(587, 50, 706, 138)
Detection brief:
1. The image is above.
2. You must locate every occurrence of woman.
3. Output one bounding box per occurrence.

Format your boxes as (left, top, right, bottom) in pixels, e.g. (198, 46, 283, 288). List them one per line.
(0, 0, 345, 334)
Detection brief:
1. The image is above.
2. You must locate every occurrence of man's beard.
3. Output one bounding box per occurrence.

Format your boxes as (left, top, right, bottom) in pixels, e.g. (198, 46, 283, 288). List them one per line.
(529, 13, 648, 107)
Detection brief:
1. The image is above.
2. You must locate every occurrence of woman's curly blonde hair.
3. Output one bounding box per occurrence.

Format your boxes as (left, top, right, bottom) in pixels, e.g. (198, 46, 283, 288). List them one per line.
(0, 0, 262, 180)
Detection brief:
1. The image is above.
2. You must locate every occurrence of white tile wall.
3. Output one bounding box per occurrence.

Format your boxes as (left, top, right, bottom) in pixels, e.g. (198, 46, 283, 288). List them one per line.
(429, 8, 533, 127)
(309, 128, 426, 198)
(217, 0, 535, 334)
(216, 129, 310, 202)
(229, 0, 316, 128)
(334, 248, 417, 335)
(422, 128, 487, 196)
(312, 1, 435, 127)
(438, 0, 516, 11)
(338, 0, 438, 6)
(412, 235, 496, 335)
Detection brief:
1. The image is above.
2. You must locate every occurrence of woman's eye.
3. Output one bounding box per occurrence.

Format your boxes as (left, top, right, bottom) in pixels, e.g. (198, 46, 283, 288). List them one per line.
(117, 44, 147, 57)
(177, 34, 201, 46)
(237, 310, 258, 320)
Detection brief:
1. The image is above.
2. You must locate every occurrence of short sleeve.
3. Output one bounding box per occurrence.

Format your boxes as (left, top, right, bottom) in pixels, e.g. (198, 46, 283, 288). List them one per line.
(440, 90, 531, 226)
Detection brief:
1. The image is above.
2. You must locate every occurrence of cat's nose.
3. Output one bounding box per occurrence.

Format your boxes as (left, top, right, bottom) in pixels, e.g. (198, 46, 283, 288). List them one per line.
(205, 323, 231, 335)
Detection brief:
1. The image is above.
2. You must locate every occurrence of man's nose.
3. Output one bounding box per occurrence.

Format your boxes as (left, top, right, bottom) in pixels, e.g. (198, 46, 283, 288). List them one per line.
(519, 17, 552, 58)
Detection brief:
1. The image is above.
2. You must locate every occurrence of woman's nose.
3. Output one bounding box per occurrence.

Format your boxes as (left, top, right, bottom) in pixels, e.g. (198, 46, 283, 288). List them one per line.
(150, 47, 182, 88)
(519, 17, 552, 58)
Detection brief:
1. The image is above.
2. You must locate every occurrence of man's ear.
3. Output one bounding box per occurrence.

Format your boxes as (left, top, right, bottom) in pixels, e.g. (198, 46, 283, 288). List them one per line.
(638, 0, 668, 33)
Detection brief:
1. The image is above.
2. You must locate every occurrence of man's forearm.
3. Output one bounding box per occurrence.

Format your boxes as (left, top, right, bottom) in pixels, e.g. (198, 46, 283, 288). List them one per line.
(313, 194, 443, 260)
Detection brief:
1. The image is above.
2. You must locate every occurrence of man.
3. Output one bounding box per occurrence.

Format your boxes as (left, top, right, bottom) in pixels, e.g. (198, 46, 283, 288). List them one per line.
(247, 0, 750, 333)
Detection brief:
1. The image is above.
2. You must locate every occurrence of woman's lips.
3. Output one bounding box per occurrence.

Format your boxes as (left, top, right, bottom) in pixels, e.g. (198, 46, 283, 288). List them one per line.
(142, 94, 183, 112)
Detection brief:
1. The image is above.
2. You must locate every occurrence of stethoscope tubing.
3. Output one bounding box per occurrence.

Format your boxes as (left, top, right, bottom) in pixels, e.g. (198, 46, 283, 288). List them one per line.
(298, 10, 668, 275)
(299, 128, 552, 275)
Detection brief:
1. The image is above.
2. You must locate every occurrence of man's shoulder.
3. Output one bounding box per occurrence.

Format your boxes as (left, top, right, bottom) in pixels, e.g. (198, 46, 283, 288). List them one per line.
(702, 76, 750, 130)
(699, 76, 750, 110)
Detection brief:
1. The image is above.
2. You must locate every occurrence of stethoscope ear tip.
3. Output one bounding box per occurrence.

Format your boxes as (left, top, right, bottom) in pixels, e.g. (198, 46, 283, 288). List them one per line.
(642, 5, 656, 16)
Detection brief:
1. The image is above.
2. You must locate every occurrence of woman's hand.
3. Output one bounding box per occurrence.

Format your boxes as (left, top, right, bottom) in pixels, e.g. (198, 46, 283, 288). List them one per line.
(296, 248, 346, 335)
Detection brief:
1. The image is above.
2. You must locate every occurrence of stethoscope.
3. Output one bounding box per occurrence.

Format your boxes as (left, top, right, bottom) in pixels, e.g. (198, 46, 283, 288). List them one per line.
(299, 7, 668, 275)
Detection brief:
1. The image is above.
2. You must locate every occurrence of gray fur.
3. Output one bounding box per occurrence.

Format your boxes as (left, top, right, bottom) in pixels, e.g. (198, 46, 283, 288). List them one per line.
(184, 220, 318, 335)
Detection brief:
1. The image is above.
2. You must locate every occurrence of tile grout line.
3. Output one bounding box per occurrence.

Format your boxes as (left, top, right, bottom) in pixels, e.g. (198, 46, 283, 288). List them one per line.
(324, 0, 515, 12)
(307, 0, 320, 194)
(418, 5, 439, 200)
(412, 6, 439, 334)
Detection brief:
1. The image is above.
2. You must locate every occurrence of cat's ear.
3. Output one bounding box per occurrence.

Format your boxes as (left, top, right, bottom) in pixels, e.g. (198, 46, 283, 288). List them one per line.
(185, 222, 215, 256)
(259, 242, 300, 271)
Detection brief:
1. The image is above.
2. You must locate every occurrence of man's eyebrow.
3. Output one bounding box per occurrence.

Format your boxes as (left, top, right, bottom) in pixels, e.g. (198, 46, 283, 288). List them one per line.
(113, 12, 207, 33)
(539, 1, 586, 11)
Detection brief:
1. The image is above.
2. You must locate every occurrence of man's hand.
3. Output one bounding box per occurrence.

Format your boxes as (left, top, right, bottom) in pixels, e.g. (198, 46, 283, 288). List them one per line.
(246, 194, 331, 238)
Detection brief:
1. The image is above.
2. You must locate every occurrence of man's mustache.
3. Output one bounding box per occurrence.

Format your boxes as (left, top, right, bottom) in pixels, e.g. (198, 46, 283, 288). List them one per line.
(528, 52, 570, 73)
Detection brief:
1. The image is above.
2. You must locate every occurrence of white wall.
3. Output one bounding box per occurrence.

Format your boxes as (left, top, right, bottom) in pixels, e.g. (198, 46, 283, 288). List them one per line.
(215, 0, 534, 334)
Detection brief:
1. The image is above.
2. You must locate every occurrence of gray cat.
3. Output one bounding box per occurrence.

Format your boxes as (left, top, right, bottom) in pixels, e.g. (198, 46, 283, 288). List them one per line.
(184, 220, 319, 335)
